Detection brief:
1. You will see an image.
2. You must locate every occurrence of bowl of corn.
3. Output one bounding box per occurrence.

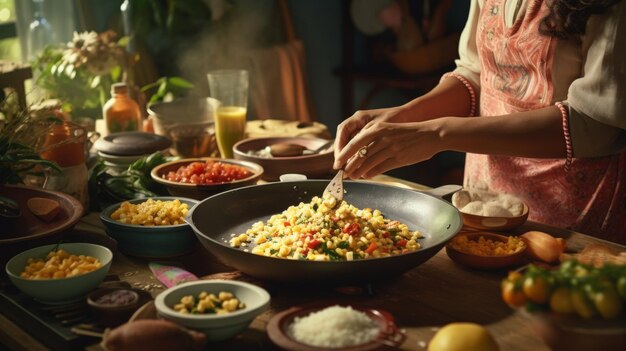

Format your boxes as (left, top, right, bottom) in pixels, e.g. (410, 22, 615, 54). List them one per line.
(445, 232, 527, 270)
(100, 197, 199, 258)
(5, 242, 113, 304)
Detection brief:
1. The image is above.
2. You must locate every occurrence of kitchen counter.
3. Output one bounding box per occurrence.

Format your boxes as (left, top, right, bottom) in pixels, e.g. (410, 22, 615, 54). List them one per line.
(1, 175, 624, 351)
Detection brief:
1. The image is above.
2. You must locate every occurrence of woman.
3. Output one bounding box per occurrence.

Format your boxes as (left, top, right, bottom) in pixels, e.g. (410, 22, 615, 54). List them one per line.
(333, 0, 626, 243)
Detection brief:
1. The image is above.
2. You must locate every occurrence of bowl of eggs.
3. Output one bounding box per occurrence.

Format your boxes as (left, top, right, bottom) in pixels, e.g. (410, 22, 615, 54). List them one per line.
(154, 280, 270, 341)
(233, 137, 335, 181)
(452, 189, 529, 231)
(100, 197, 199, 258)
(5, 242, 113, 303)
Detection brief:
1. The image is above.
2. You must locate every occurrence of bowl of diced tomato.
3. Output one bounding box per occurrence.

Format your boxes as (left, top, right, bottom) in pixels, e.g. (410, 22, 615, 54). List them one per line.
(151, 158, 264, 200)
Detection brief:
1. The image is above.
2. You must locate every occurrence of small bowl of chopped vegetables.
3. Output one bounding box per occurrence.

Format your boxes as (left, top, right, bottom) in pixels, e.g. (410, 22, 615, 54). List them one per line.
(154, 279, 270, 341)
(445, 232, 527, 270)
(5, 242, 113, 304)
(150, 158, 264, 200)
(100, 197, 199, 258)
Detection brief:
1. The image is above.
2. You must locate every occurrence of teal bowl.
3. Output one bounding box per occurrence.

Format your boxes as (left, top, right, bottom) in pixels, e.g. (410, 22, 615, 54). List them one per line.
(5, 242, 113, 304)
(100, 197, 199, 258)
(154, 280, 271, 341)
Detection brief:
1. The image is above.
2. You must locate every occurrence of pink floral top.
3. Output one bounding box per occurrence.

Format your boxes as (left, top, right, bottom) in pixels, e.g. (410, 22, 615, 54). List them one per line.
(457, 0, 626, 243)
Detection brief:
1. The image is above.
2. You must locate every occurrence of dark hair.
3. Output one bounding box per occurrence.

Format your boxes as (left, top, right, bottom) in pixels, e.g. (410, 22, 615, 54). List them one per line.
(540, 0, 621, 38)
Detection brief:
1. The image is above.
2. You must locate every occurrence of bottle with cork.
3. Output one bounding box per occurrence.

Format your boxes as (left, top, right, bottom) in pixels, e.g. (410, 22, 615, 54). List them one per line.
(103, 82, 142, 134)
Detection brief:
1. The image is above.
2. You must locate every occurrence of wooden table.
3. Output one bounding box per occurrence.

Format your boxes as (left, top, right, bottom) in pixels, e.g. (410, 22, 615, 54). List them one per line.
(1, 175, 624, 351)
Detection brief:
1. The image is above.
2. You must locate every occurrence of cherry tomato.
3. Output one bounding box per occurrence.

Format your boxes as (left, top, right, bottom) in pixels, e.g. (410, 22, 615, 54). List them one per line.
(523, 275, 550, 304)
(549, 287, 575, 314)
(570, 289, 596, 319)
(617, 275, 626, 299)
(591, 282, 623, 320)
(501, 279, 527, 307)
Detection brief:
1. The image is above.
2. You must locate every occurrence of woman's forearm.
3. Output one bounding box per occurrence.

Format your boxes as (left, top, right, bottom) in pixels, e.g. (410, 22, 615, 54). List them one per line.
(399, 76, 476, 122)
(437, 105, 567, 158)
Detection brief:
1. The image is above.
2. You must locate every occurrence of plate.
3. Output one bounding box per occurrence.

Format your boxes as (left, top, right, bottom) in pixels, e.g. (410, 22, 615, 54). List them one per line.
(0, 184, 83, 244)
(267, 303, 405, 351)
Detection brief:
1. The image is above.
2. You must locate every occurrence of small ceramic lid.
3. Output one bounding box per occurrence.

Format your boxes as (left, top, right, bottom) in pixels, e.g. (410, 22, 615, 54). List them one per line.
(95, 132, 171, 156)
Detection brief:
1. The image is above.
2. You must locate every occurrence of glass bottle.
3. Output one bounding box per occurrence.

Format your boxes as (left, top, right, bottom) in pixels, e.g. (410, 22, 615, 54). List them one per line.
(27, 0, 55, 60)
(103, 82, 142, 134)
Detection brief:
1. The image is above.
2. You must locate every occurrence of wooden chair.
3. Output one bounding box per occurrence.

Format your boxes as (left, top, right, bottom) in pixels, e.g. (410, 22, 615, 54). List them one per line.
(0, 61, 32, 109)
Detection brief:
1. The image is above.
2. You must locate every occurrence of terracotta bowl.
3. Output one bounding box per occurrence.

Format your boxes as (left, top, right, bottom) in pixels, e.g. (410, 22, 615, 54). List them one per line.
(233, 137, 334, 181)
(87, 287, 141, 327)
(267, 302, 405, 351)
(151, 158, 263, 200)
(445, 232, 527, 270)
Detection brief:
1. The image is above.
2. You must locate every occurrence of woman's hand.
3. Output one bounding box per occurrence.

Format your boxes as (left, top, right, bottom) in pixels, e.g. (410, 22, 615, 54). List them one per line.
(335, 119, 443, 179)
(333, 106, 412, 169)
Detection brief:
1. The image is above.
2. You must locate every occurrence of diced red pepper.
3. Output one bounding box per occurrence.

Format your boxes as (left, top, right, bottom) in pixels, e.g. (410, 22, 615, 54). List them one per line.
(302, 249, 309, 256)
(308, 230, 317, 235)
(365, 242, 378, 254)
(342, 223, 361, 236)
(308, 239, 321, 249)
(396, 239, 407, 247)
(284, 221, 291, 226)
(382, 231, 390, 238)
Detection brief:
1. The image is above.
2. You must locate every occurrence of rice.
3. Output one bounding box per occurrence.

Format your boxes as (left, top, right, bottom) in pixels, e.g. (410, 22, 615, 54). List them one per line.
(288, 305, 379, 348)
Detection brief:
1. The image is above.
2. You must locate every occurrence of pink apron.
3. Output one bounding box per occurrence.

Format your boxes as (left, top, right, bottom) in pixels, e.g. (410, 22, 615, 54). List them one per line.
(464, 0, 626, 243)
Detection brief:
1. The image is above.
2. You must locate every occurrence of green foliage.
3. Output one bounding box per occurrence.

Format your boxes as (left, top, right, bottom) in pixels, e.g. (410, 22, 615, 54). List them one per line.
(88, 152, 169, 209)
(0, 108, 61, 185)
(141, 76, 194, 103)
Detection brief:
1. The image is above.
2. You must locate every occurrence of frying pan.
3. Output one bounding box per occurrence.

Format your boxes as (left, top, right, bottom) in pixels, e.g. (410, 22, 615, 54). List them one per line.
(188, 181, 462, 284)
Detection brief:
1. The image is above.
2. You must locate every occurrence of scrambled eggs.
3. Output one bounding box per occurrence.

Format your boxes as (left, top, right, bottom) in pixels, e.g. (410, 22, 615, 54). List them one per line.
(229, 194, 422, 261)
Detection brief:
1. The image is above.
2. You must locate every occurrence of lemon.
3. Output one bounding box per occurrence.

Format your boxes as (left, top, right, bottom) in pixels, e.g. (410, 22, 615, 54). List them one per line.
(428, 323, 499, 351)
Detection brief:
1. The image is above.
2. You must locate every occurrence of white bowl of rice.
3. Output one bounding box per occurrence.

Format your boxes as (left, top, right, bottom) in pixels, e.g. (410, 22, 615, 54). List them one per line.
(267, 303, 405, 350)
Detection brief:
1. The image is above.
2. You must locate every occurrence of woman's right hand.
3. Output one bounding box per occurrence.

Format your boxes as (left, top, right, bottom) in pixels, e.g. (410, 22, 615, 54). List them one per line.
(333, 106, 408, 169)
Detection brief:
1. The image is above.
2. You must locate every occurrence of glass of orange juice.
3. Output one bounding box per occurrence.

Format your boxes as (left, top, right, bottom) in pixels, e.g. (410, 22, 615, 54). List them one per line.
(207, 69, 248, 159)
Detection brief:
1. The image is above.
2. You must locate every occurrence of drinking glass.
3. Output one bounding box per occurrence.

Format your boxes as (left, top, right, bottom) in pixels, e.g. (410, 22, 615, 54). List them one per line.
(207, 69, 248, 159)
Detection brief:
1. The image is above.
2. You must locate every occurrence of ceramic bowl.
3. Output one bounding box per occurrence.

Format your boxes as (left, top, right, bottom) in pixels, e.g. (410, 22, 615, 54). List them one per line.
(154, 280, 270, 341)
(148, 97, 219, 158)
(267, 303, 406, 351)
(5, 243, 113, 304)
(233, 137, 334, 181)
(87, 287, 142, 327)
(445, 232, 527, 269)
(519, 309, 626, 351)
(453, 189, 529, 231)
(150, 158, 263, 200)
(100, 197, 199, 258)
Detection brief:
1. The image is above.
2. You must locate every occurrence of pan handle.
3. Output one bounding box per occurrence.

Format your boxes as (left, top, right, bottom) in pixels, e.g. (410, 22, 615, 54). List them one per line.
(421, 184, 463, 198)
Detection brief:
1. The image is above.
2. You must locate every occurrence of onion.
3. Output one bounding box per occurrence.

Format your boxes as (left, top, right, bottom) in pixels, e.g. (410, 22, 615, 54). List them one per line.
(101, 319, 206, 351)
(521, 231, 565, 263)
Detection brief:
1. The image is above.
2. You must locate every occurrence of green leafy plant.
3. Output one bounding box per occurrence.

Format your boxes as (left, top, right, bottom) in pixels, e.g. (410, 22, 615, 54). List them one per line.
(32, 31, 126, 118)
(141, 76, 194, 104)
(0, 105, 61, 185)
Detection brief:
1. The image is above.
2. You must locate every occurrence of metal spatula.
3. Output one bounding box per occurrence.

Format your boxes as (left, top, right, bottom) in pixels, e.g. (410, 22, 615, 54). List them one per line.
(323, 169, 344, 201)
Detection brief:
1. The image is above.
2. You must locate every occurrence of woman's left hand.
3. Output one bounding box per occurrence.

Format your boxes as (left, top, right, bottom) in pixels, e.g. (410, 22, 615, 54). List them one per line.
(336, 119, 443, 179)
